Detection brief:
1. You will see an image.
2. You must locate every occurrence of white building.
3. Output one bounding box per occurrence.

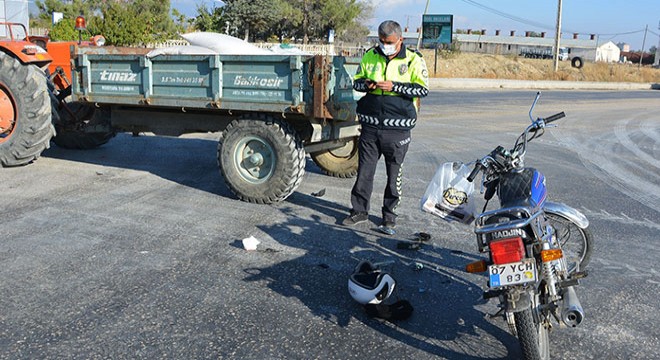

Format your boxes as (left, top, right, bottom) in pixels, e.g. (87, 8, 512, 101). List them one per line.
(595, 41, 621, 62)
(368, 30, 599, 61)
(0, 0, 29, 37)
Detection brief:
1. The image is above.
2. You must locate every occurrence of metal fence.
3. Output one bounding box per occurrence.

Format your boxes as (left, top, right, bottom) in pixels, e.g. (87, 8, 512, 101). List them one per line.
(253, 43, 366, 57)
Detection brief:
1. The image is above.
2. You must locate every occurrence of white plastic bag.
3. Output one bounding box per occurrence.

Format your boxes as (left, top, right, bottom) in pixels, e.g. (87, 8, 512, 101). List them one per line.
(180, 32, 272, 55)
(421, 162, 476, 224)
(146, 45, 217, 58)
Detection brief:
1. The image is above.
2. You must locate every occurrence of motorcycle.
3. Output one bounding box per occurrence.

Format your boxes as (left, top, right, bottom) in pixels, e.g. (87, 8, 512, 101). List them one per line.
(462, 92, 593, 360)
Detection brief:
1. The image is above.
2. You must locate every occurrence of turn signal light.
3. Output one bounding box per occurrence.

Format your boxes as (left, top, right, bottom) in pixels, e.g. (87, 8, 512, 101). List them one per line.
(541, 249, 563, 262)
(489, 236, 525, 264)
(91, 35, 105, 46)
(466, 260, 488, 273)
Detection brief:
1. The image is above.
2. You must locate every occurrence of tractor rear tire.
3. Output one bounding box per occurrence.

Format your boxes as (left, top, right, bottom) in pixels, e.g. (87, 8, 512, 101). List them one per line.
(0, 52, 54, 167)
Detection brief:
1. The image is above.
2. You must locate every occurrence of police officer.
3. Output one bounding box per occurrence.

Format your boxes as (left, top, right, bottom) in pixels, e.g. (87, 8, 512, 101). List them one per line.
(343, 20, 429, 235)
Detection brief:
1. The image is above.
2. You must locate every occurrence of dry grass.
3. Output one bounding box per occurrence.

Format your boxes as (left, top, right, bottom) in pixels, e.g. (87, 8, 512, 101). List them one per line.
(420, 50, 660, 83)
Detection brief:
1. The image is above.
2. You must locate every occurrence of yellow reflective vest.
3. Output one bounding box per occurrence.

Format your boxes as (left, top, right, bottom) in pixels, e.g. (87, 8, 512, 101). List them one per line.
(353, 46, 429, 129)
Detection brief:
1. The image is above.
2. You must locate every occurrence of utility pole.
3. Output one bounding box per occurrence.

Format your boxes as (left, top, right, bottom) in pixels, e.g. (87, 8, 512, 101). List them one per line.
(655, 21, 660, 67)
(553, 0, 563, 72)
(638, 24, 648, 68)
(416, 0, 431, 49)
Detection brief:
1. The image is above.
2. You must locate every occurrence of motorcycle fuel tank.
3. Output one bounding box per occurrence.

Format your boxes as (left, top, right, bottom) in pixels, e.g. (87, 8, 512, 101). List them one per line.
(498, 168, 547, 208)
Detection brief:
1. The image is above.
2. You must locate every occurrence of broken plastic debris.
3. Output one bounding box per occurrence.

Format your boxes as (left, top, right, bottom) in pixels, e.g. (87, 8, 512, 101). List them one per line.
(241, 236, 260, 251)
(311, 188, 326, 197)
(416, 232, 431, 242)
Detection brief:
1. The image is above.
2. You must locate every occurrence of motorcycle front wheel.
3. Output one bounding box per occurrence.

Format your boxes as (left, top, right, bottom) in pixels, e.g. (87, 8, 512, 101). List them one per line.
(546, 210, 593, 273)
(514, 308, 550, 360)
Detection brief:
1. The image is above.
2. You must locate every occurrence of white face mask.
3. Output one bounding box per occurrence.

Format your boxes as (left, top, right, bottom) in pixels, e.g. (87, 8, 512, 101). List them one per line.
(380, 42, 398, 56)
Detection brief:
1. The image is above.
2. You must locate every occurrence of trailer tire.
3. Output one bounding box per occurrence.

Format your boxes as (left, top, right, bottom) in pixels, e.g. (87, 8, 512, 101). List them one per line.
(52, 103, 115, 149)
(571, 57, 583, 69)
(0, 53, 54, 167)
(310, 137, 358, 178)
(218, 115, 305, 204)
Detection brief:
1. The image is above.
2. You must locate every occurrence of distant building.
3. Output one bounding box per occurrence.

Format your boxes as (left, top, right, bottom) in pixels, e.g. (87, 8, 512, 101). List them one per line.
(595, 41, 621, 62)
(0, 0, 29, 37)
(450, 32, 598, 61)
(368, 29, 600, 61)
(616, 42, 631, 52)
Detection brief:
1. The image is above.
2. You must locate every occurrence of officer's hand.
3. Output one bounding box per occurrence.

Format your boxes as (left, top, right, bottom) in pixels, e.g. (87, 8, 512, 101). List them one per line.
(365, 79, 377, 90)
(376, 81, 393, 92)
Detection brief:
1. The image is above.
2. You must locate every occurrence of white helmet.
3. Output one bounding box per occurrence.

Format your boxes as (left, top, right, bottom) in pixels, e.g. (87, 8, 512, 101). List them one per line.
(348, 261, 396, 305)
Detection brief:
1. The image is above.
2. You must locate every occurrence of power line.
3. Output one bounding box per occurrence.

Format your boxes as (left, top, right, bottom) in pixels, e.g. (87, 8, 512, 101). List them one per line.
(456, 0, 652, 38)
(458, 0, 555, 31)
(597, 29, 645, 36)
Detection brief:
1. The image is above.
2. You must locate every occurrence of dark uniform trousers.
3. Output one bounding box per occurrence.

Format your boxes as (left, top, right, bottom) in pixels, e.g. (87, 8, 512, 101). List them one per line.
(350, 124, 411, 223)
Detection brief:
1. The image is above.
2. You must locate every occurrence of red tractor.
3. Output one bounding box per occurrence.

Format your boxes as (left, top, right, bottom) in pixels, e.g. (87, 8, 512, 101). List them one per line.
(0, 21, 55, 166)
(0, 20, 112, 167)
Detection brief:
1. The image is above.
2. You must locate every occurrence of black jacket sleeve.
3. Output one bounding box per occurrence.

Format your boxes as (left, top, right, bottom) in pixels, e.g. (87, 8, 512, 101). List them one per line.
(391, 82, 429, 99)
(353, 78, 370, 92)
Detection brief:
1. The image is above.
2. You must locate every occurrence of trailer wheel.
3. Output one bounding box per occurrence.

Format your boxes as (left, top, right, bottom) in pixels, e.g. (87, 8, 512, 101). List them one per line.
(218, 115, 305, 204)
(571, 57, 584, 69)
(310, 137, 358, 178)
(0, 53, 54, 167)
(52, 103, 115, 149)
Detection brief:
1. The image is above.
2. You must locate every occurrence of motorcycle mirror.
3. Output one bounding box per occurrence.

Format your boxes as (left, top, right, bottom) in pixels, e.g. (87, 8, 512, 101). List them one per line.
(529, 91, 541, 123)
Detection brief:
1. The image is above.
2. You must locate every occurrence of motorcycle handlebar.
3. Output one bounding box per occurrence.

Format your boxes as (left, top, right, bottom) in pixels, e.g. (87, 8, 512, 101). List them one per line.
(544, 111, 566, 124)
(467, 162, 482, 182)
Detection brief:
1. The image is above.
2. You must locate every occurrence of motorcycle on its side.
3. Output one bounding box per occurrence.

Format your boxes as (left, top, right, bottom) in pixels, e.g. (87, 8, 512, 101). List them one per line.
(463, 93, 593, 360)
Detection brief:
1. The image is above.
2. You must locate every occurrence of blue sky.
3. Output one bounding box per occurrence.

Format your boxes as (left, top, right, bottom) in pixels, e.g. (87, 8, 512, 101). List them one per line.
(171, 0, 659, 50)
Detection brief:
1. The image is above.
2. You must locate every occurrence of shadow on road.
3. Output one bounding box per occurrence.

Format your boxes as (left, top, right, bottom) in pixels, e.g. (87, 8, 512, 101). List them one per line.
(43, 132, 521, 357)
(243, 193, 521, 359)
(42, 132, 329, 200)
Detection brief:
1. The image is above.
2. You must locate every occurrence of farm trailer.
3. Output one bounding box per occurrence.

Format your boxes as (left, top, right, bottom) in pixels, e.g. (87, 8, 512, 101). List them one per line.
(2, 44, 363, 204)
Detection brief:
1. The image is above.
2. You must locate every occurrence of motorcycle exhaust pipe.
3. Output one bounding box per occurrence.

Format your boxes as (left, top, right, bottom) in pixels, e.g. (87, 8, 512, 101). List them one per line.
(561, 286, 584, 327)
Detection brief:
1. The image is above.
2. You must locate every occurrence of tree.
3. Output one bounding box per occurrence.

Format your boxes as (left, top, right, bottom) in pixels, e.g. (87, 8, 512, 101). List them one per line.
(98, 2, 150, 46)
(334, 0, 372, 43)
(222, 0, 283, 41)
(198, 0, 373, 44)
(32, 0, 104, 28)
(47, 18, 79, 41)
(193, 4, 226, 33)
(31, 0, 179, 46)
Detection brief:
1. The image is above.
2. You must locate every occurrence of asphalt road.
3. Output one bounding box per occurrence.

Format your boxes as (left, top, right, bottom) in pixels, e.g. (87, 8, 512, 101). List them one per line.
(1, 90, 658, 359)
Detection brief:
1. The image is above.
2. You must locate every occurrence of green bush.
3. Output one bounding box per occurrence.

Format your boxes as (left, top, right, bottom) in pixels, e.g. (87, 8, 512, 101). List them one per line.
(48, 18, 78, 41)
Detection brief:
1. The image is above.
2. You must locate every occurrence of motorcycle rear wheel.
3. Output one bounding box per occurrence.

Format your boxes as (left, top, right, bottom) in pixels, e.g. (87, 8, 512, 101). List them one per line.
(546, 211, 593, 273)
(514, 308, 550, 360)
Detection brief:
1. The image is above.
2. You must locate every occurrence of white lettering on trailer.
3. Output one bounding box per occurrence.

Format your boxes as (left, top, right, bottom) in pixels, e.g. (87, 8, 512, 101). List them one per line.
(160, 76, 205, 85)
(233, 75, 284, 88)
(100, 70, 137, 82)
(100, 85, 134, 92)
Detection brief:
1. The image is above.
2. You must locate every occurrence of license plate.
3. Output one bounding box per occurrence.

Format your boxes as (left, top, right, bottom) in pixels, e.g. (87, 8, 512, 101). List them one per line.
(489, 259, 537, 287)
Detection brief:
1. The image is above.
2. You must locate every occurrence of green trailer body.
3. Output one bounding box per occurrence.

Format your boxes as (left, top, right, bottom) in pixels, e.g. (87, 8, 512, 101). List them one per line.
(63, 49, 363, 203)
